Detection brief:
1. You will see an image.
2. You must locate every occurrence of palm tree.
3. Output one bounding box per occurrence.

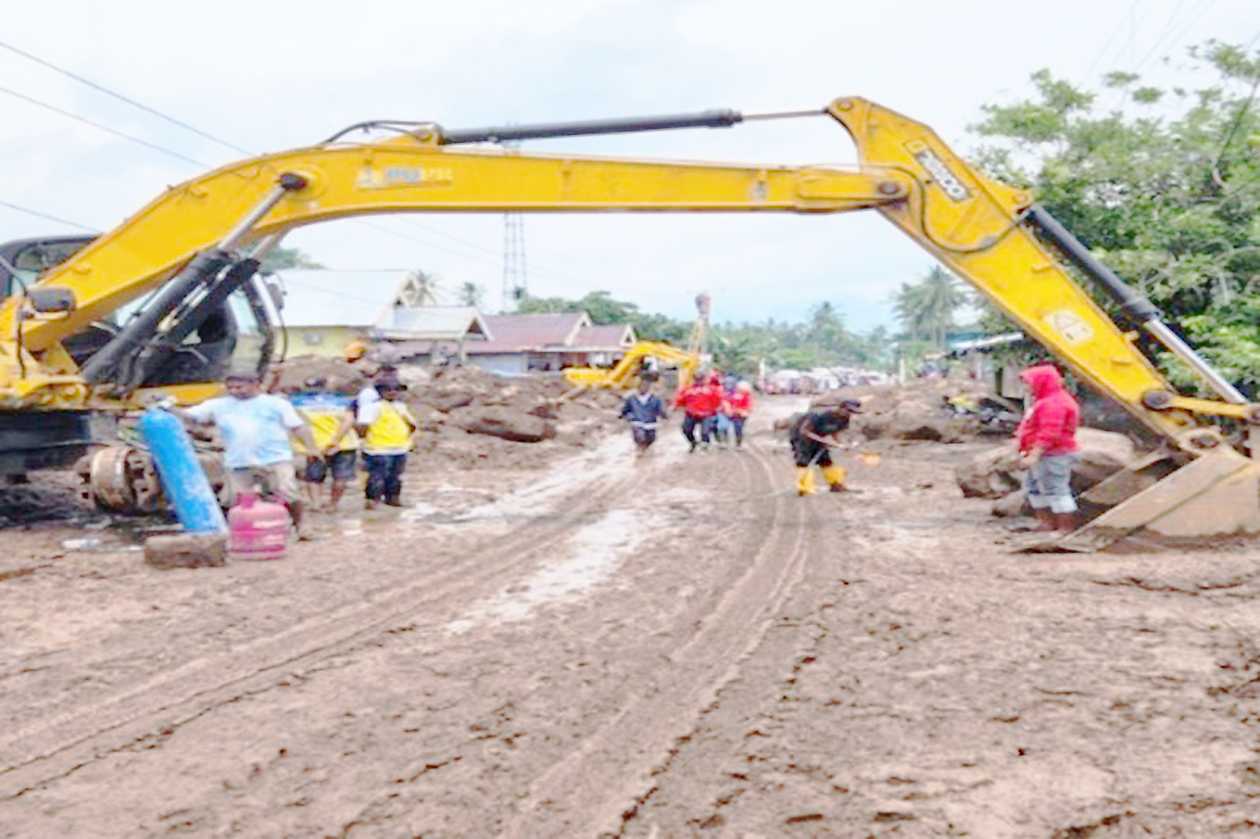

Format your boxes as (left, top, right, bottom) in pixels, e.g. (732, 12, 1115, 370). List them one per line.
(400, 269, 441, 306)
(458, 281, 485, 308)
(892, 267, 967, 349)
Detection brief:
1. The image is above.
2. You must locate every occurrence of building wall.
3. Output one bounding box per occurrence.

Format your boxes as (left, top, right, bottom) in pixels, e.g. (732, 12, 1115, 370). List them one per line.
(280, 326, 367, 359)
(467, 353, 529, 375)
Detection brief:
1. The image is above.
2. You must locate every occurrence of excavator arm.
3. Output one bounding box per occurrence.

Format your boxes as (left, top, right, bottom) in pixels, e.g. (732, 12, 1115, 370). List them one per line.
(563, 341, 701, 390)
(3, 96, 1258, 546)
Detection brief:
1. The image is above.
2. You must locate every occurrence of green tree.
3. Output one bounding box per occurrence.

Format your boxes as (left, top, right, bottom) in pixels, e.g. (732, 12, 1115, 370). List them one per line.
(892, 266, 968, 349)
(971, 42, 1260, 392)
(403, 269, 441, 306)
(259, 246, 324, 274)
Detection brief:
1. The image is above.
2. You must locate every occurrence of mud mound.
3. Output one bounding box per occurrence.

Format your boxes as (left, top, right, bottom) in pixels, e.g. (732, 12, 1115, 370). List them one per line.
(269, 356, 373, 395)
(811, 380, 988, 444)
(0, 472, 91, 527)
(953, 428, 1140, 517)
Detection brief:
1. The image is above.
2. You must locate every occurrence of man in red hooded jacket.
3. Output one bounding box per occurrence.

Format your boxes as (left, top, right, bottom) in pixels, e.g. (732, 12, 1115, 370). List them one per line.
(1017, 363, 1081, 532)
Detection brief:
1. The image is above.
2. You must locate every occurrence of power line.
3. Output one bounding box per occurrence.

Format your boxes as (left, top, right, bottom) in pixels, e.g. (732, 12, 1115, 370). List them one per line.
(0, 199, 96, 231)
(1081, 0, 1144, 84)
(0, 38, 254, 157)
(0, 85, 210, 168)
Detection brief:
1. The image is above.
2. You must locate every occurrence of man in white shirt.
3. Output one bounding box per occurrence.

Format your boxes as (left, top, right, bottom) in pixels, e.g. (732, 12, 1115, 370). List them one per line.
(180, 369, 320, 539)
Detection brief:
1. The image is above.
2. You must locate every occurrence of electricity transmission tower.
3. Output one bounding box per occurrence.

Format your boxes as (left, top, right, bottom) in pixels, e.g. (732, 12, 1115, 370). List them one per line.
(502, 212, 527, 311)
(501, 139, 528, 311)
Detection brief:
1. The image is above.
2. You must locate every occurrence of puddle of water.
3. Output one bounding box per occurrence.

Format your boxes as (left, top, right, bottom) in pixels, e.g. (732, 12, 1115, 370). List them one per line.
(446, 507, 648, 634)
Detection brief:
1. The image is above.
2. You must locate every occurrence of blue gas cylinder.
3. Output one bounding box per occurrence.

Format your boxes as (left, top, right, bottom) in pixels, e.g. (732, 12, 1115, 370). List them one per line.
(139, 408, 227, 533)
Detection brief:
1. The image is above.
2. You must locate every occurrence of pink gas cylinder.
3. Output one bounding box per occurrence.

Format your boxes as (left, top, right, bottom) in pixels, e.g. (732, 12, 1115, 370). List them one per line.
(228, 493, 290, 561)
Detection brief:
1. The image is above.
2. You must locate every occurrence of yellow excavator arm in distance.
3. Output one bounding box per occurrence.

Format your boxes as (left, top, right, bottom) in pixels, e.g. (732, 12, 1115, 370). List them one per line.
(563, 341, 700, 390)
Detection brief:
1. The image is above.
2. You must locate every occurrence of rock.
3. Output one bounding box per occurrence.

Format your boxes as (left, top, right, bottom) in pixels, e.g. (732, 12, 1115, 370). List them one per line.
(992, 488, 1031, 518)
(527, 401, 560, 420)
(955, 446, 1024, 499)
(955, 427, 1139, 501)
(887, 415, 974, 443)
(1071, 428, 1138, 492)
(144, 532, 226, 569)
(424, 390, 477, 413)
(448, 406, 557, 443)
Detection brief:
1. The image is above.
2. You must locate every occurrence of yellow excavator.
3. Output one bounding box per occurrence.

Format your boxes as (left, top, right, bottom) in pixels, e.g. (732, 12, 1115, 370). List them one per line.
(562, 292, 710, 391)
(2, 96, 1258, 549)
(562, 341, 701, 390)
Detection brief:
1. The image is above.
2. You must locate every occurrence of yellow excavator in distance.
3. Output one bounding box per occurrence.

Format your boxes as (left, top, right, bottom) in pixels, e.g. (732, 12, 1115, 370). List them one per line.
(3, 96, 1260, 550)
(562, 292, 711, 392)
(562, 340, 701, 390)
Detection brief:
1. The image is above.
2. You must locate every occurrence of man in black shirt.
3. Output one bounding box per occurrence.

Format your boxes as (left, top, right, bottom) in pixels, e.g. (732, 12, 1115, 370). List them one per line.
(789, 399, 862, 495)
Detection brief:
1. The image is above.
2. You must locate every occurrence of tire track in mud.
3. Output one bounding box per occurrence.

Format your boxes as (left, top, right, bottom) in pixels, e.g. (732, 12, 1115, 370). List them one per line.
(0, 460, 654, 799)
(498, 441, 814, 837)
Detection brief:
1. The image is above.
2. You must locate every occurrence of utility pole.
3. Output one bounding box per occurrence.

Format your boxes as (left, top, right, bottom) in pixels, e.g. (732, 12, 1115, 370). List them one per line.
(501, 141, 527, 311)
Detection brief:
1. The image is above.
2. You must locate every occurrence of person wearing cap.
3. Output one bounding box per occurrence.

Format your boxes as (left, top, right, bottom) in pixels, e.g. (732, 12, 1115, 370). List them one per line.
(178, 368, 320, 538)
(789, 399, 862, 496)
(289, 376, 359, 512)
(355, 376, 419, 509)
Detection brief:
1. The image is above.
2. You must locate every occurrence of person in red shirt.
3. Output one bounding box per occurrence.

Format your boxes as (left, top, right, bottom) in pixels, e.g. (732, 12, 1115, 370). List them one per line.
(724, 381, 754, 448)
(674, 373, 723, 452)
(1017, 363, 1081, 532)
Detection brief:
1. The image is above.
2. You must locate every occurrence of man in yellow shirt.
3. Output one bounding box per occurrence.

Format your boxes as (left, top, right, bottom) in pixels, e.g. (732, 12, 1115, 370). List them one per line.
(290, 377, 359, 512)
(355, 376, 418, 509)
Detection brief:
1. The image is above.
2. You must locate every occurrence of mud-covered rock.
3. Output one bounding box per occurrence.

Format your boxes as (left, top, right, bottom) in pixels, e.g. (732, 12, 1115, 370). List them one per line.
(887, 415, 975, 444)
(992, 488, 1032, 518)
(956, 446, 1023, 499)
(448, 406, 557, 443)
(144, 533, 226, 569)
(1072, 428, 1138, 491)
(956, 427, 1138, 501)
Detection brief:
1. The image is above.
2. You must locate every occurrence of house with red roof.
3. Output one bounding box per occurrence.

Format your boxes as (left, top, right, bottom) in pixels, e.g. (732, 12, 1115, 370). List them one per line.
(464, 312, 637, 375)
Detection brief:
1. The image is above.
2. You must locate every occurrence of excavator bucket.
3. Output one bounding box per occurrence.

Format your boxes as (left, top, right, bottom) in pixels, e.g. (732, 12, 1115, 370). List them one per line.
(1035, 449, 1260, 552)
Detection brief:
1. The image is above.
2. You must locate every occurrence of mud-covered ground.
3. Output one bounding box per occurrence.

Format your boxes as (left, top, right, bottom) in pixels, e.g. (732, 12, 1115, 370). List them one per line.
(3, 396, 1260, 837)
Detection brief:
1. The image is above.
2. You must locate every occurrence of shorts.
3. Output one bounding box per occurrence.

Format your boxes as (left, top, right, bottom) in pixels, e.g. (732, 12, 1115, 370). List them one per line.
(791, 438, 832, 468)
(229, 462, 300, 504)
(301, 450, 357, 484)
(1026, 453, 1079, 514)
(632, 426, 657, 447)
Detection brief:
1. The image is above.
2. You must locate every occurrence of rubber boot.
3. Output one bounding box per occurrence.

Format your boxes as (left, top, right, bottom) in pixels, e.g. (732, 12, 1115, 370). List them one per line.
(821, 464, 847, 493)
(796, 467, 816, 497)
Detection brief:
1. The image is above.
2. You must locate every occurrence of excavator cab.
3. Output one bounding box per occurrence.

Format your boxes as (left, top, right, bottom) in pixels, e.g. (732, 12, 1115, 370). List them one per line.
(0, 233, 275, 476)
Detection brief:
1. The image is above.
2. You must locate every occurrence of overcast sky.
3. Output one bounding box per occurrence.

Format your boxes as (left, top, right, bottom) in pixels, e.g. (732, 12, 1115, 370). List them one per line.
(3, 0, 1257, 331)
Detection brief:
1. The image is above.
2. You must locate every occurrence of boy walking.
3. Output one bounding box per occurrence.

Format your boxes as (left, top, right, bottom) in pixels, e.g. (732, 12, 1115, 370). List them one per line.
(620, 377, 669, 455)
(355, 377, 418, 509)
(1017, 364, 1081, 532)
(290, 377, 359, 512)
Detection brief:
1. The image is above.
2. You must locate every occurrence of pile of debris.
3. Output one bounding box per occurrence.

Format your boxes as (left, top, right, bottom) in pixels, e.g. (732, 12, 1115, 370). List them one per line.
(271, 357, 626, 468)
(810, 379, 1000, 444)
(953, 428, 1139, 516)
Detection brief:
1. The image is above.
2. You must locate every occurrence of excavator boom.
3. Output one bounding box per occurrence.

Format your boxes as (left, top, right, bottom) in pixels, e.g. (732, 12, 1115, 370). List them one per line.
(2, 96, 1257, 547)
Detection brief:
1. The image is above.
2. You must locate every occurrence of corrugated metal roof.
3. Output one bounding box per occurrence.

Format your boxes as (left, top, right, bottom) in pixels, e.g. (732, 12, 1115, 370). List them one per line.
(379, 307, 492, 341)
(469, 313, 591, 354)
(572, 324, 635, 349)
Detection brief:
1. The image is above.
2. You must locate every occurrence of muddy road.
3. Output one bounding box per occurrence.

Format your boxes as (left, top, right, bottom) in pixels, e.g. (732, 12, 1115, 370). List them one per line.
(3, 397, 1260, 837)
